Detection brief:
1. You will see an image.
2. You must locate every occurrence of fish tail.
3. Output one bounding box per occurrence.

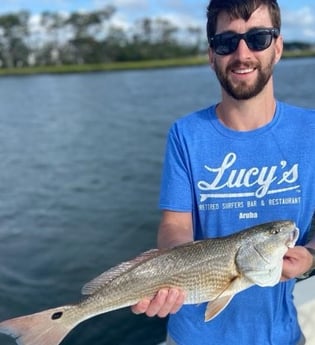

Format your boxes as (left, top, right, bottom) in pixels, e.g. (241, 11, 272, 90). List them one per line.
(0, 305, 78, 345)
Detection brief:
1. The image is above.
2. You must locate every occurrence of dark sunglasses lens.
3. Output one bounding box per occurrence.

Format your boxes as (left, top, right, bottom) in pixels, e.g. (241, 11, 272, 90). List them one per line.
(212, 29, 277, 55)
(214, 33, 239, 55)
(247, 31, 273, 51)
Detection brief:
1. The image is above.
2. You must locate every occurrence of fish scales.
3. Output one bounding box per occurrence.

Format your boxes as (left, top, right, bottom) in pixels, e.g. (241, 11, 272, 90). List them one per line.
(83, 239, 238, 309)
(0, 220, 299, 345)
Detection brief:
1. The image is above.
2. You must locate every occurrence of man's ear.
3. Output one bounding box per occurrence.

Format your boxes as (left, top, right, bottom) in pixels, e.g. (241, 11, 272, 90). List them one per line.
(274, 35, 283, 64)
(208, 47, 215, 69)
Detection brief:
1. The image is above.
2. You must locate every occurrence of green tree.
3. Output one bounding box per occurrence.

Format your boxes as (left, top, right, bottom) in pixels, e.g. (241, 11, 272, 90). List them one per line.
(0, 11, 30, 67)
(39, 11, 67, 64)
(103, 26, 129, 61)
(65, 6, 116, 63)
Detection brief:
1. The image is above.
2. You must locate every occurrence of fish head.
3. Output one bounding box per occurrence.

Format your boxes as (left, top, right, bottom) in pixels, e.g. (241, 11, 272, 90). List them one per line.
(236, 220, 299, 287)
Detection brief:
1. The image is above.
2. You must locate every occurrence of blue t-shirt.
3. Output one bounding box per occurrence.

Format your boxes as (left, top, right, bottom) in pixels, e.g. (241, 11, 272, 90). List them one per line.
(159, 101, 315, 345)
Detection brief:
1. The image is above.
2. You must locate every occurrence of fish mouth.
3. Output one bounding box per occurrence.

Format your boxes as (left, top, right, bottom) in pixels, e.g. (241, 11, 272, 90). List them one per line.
(286, 227, 300, 248)
(253, 226, 299, 264)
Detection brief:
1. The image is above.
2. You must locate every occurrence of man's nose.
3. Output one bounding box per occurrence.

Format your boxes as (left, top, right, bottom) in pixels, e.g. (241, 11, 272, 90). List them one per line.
(233, 38, 253, 58)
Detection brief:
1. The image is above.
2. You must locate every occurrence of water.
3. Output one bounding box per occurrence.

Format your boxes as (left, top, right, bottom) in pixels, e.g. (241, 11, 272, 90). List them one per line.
(0, 58, 314, 345)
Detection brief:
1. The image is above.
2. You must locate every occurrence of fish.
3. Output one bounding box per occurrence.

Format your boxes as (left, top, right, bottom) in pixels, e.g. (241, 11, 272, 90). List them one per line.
(0, 220, 299, 345)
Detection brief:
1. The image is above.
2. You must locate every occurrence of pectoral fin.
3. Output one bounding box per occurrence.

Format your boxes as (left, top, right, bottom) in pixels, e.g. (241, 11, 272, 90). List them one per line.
(205, 295, 234, 321)
(204, 276, 246, 322)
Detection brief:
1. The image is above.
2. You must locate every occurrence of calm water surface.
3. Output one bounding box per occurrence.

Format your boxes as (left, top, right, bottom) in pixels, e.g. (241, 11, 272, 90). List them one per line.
(0, 58, 314, 345)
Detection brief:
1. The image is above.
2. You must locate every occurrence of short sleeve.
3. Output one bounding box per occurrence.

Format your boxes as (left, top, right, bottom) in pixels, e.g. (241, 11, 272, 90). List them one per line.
(159, 124, 192, 211)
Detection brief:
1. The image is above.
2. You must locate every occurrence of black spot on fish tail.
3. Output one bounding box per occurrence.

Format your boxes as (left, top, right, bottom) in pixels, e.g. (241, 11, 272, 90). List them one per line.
(51, 311, 63, 320)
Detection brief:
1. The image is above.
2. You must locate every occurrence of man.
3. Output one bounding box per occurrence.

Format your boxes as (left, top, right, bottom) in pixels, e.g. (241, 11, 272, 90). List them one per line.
(133, 0, 315, 344)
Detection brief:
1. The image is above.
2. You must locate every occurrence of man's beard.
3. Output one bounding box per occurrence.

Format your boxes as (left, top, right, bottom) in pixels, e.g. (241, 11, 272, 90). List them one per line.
(214, 56, 275, 100)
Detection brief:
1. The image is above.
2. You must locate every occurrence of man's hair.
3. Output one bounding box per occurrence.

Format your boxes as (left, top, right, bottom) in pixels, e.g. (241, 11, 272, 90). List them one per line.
(206, 0, 281, 42)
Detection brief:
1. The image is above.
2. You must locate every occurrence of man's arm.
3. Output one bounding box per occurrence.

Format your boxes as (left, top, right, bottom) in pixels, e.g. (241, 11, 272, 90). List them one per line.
(157, 210, 194, 249)
(131, 210, 193, 317)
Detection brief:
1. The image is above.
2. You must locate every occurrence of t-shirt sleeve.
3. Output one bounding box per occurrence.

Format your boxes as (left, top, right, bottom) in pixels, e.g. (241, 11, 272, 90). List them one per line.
(159, 124, 192, 212)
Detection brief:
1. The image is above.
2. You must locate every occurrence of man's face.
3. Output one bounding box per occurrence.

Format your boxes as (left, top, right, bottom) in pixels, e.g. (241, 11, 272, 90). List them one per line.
(209, 5, 283, 100)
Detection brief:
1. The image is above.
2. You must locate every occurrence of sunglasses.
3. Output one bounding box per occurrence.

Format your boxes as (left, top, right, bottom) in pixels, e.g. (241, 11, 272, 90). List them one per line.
(209, 28, 280, 55)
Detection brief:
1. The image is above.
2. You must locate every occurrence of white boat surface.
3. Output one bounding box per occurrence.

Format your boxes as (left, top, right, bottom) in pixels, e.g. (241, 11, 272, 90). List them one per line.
(294, 276, 315, 343)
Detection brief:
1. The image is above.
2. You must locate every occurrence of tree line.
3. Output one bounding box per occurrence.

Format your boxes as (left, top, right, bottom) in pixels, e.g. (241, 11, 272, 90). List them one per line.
(0, 6, 313, 68)
(0, 6, 204, 68)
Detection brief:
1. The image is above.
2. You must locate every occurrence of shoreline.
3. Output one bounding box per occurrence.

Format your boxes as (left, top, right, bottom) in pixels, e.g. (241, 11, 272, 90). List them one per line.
(0, 52, 314, 77)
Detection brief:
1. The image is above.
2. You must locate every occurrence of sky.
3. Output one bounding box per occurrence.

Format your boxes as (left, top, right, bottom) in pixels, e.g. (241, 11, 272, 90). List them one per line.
(0, 0, 314, 43)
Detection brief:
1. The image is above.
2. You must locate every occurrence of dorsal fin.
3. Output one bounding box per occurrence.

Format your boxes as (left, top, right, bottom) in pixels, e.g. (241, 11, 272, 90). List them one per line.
(81, 249, 160, 295)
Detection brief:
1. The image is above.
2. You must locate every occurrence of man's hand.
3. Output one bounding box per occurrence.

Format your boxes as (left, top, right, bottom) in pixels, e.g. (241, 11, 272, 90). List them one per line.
(282, 246, 314, 280)
(131, 288, 186, 318)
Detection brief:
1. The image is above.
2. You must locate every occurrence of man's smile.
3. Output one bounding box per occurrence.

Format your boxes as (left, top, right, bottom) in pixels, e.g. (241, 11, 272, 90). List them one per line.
(232, 67, 256, 74)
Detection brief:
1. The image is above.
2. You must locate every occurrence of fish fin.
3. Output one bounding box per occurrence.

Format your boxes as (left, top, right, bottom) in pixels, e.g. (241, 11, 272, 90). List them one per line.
(82, 249, 160, 295)
(204, 275, 244, 322)
(0, 306, 75, 345)
(204, 295, 234, 322)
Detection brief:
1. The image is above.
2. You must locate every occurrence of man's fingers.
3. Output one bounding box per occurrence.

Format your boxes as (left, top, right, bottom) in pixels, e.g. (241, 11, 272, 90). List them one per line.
(146, 288, 169, 317)
(170, 289, 186, 314)
(157, 288, 185, 317)
(131, 298, 151, 314)
(131, 288, 185, 318)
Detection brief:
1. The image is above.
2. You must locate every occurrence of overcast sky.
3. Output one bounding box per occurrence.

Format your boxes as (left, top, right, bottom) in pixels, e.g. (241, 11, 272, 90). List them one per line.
(0, 0, 314, 43)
